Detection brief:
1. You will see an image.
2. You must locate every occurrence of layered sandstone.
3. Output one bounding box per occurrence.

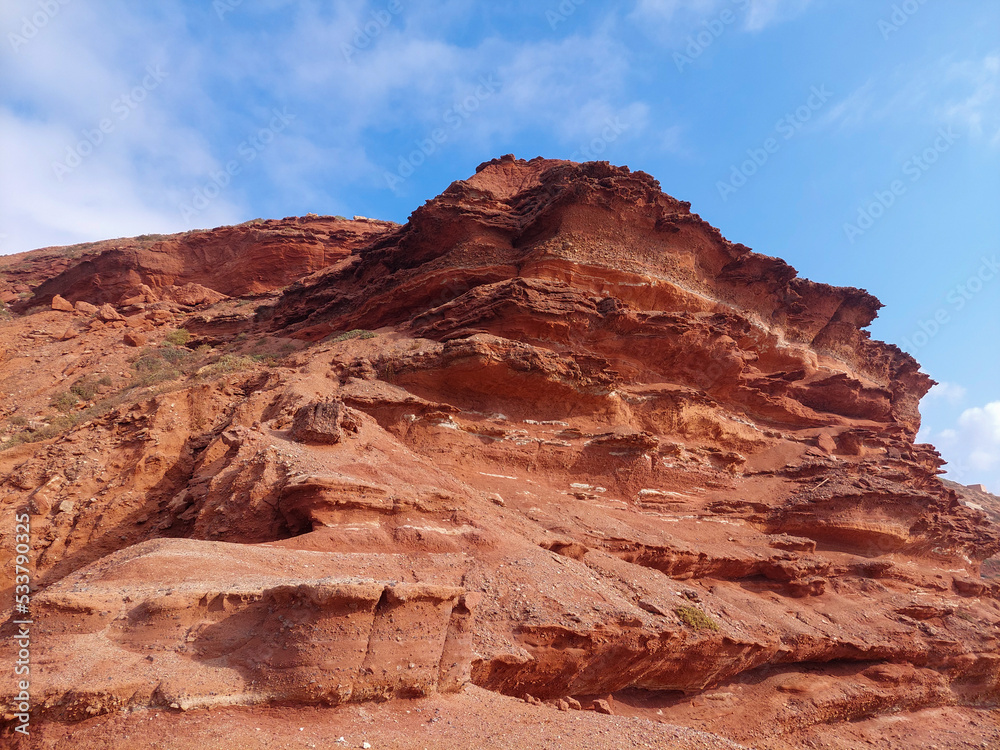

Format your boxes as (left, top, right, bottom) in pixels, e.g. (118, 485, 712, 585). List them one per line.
(1, 157, 998, 749)
(7, 215, 396, 311)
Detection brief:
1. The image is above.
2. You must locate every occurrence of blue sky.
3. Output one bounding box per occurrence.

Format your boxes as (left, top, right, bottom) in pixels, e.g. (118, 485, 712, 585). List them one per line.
(1, 0, 998, 491)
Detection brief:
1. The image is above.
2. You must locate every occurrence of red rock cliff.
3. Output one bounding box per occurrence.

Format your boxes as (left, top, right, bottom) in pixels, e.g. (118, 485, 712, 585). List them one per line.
(0, 157, 997, 749)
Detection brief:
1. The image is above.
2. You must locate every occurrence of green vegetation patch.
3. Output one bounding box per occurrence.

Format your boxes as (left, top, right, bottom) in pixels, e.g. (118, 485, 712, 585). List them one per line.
(70, 376, 109, 402)
(50, 391, 80, 413)
(3, 415, 79, 448)
(131, 345, 196, 388)
(1, 340, 256, 453)
(198, 353, 266, 377)
(330, 329, 376, 343)
(164, 328, 192, 346)
(674, 606, 720, 632)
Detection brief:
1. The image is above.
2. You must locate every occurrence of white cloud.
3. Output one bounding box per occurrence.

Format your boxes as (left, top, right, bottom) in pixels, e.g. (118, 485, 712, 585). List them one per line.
(192, 8, 653, 196)
(0, 1, 655, 252)
(0, 1, 250, 253)
(0, 107, 235, 254)
(925, 400, 1000, 494)
(958, 402, 1000, 448)
(925, 381, 968, 405)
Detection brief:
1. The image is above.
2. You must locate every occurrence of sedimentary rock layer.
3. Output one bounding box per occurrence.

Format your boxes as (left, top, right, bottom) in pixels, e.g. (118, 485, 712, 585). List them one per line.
(1, 157, 997, 749)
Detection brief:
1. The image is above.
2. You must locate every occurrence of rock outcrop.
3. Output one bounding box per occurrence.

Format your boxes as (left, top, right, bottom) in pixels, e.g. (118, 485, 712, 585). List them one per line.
(1, 157, 997, 749)
(9, 215, 397, 311)
(24, 540, 473, 717)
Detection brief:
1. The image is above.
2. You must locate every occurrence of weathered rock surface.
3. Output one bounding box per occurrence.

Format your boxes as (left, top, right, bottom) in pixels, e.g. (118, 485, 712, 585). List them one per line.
(290, 398, 359, 444)
(1, 157, 998, 749)
(10, 215, 397, 311)
(17, 539, 472, 718)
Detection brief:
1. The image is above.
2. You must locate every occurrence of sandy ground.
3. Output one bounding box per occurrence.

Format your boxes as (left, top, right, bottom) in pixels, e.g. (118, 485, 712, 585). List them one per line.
(23, 687, 749, 750)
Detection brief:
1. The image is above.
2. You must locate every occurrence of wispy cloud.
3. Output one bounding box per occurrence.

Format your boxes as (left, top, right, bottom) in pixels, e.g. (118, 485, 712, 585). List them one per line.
(0, 1, 653, 252)
(925, 381, 968, 406)
(817, 78, 877, 129)
(939, 53, 1000, 146)
(492, 35, 649, 144)
(0, 1, 242, 252)
(743, 0, 815, 32)
(821, 52, 1000, 146)
(630, 0, 720, 26)
(0, 109, 221, 253)
(630, 0, 815, 38)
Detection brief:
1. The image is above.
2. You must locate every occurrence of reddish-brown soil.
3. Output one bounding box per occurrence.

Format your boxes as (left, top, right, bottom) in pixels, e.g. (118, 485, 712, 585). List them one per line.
(1, 156, 997, 748)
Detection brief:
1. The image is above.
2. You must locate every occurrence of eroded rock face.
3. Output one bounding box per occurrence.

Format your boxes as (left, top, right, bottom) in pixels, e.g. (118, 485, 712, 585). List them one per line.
(272, 157, 929, 437)
(13, 215, 397, 310)
(1, 157, 998, 749)
(18, 540, 472, 717)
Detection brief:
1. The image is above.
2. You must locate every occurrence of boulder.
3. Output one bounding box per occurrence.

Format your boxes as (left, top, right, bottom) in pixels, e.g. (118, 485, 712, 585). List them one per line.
(290, 400, 348, 444)
(123, 331, 148, 347)
(592, 699, 613, 715)
(51, 295, 75, 312)
(96, 303, 125, 322)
